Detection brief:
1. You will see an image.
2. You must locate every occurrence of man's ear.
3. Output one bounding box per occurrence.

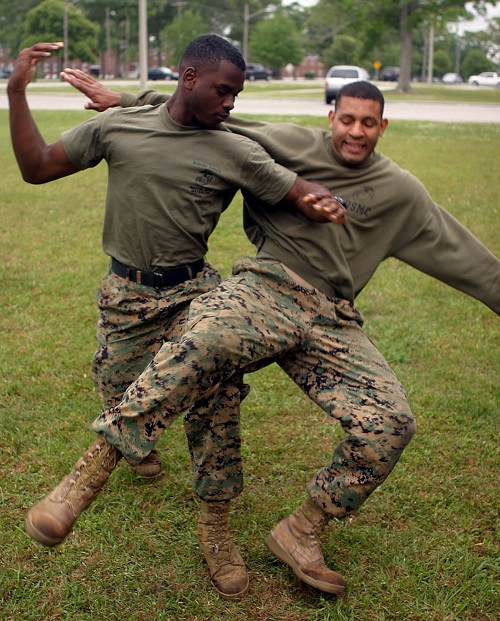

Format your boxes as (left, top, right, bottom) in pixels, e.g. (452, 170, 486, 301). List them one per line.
(328, 108, 335, 128)
(379, 118, 389, 137)
(182, 66, 196, 90)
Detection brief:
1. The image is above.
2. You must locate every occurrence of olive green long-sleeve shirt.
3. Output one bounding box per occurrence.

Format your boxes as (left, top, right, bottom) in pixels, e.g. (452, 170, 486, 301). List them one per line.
(121, 91, 499, 313)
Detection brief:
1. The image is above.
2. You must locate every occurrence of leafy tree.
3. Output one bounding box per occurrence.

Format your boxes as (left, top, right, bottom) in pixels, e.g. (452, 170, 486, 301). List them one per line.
(149, 0, 242, 63)
(160, 9, 211, 66)
(0, 0, 47, 54)
(248, 8, 303, 76)
(487, 16, 500, 65)
(361, 0, 496, 92)
(78, 0, 139, 77)
(304, 0, 364, 57)
(229, 0, 273, 46)
(204, 0, 243, 41)
(372, 41, 401, 69)
(309, 0, 496, 90)
(461, 46, 496, 76)
(19, 0, 98, 69)
(145, 0, 177, 65)
(433, 48, 453, 76)
(321, 34, 361, 68)
(463, 20, 500, 65)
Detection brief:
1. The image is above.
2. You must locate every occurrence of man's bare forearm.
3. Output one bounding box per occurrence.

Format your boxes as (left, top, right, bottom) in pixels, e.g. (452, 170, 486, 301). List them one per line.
(61, 68, 123, 111)
(8, 42, 80, 183)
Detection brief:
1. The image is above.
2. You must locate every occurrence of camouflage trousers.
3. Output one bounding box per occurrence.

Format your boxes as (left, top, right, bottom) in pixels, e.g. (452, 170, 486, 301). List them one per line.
(92, 262, 248, 500)
(92, 262, 223, 408)
(93, 257, 416, 518)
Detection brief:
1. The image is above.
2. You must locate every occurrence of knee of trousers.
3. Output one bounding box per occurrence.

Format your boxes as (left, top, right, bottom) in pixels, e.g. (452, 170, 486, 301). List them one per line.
(356, 405, 417, 469)
(378, 408, 416, 470)
(392, 406, 417, 450)
(183, 324, 261, 375)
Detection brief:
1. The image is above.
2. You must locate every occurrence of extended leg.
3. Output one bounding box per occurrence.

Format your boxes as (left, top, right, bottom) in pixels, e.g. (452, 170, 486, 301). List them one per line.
(265, 296, 415, 593)
(92, 262, 309, 465)
(92, 266, 221, 477)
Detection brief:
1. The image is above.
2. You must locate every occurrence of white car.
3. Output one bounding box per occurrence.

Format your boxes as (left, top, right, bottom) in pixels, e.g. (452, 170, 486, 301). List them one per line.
(324, 65, 371, 104)
(442, 73, 463, 84)
(468, 72, 500, 87)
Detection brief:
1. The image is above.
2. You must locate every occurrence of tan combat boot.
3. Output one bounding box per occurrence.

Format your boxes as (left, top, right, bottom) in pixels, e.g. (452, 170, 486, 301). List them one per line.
(131, 449, 163, 479)
(197, 500, 249, 600)
(25, 436, 122, 547)
(264, 496, 345, 594)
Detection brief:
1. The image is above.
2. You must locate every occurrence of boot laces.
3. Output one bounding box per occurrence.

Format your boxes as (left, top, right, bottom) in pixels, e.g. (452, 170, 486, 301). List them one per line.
(300, 509, 330, 558)
(312, 512, 330, 536)
(204, 505, 241, 569)
(65, 441, 117, 508)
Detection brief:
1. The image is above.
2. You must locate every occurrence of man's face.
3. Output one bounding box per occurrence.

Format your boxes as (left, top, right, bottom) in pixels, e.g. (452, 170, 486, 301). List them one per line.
(185, 59, 245, 128)
(328, 96, 388, 167)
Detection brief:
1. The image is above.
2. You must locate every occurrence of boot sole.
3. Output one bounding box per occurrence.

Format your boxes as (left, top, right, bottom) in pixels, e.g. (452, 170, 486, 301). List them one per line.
(133, 468, 164, 480)
(213, 578, 249, 601)
(25, 513, 65, 547)
(265, 532, 345, 595)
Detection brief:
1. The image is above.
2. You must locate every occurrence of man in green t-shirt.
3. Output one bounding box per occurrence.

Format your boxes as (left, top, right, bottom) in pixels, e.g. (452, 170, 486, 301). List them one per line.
(24, 75, 499, 598)
(62, 71, 499, 312)
(9, 37, 347, 600)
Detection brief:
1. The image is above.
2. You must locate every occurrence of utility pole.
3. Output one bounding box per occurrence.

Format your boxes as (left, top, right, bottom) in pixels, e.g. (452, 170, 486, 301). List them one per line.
(139, 0, 148, 90)
(427, 22, 435, 84)
(243, 4, 272, 63)
(243, 4, 249, 63)
(125, 11, 130, 77)
(63, 0, 68, 69)
(171, 2, 187, 19)
(105, 7, 111, 78)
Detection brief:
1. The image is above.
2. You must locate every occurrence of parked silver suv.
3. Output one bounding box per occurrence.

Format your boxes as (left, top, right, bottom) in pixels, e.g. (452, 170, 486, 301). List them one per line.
(324, 65, 371, 104)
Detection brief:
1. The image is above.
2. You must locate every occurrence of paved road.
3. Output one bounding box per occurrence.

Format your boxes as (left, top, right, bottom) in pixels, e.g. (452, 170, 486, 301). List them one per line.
(1, 85, 499, 123)
(234, 97, 500, 122)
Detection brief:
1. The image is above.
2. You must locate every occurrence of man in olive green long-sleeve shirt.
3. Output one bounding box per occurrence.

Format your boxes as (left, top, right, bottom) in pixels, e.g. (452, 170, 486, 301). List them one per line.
(27, 77, 499, 598)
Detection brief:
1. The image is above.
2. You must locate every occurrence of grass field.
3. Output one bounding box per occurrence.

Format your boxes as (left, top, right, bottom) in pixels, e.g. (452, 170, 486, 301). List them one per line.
(0, 110, 499, 621)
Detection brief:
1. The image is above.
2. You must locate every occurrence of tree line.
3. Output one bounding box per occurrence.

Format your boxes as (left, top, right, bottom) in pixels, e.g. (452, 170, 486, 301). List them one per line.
(0, 0, 498, 90)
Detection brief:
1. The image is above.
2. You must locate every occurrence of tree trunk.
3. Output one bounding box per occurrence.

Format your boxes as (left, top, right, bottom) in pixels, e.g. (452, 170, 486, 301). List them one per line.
(421, 26, 428, 82)
(398, 3, 413, 93)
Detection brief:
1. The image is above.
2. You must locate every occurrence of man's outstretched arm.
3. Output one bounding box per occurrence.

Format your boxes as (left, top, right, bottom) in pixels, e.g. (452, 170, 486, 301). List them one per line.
(283, 177, 346, 224)
(61, 68, 168, 111)
(8, 42, 80, 184)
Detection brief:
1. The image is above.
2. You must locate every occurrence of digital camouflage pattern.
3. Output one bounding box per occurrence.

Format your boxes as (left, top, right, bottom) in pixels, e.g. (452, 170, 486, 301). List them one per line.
(93, 258, 416, 517)
(92, 263, 223, 408)
(92, 263, 248, 499)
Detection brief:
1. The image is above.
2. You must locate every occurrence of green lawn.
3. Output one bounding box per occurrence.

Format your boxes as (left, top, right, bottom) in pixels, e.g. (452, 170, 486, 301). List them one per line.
(0, 111, 498, 621)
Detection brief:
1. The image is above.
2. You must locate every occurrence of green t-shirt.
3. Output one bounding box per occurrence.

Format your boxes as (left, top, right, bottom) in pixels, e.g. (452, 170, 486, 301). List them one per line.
(61, 104, 296, 272)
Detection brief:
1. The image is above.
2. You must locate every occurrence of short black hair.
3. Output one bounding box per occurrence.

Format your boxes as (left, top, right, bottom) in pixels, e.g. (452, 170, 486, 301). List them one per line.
(335, 81, 385, 117)
(180, 35, 246, 73)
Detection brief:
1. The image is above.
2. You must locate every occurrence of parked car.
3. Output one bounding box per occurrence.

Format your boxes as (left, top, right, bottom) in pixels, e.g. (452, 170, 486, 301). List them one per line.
(380, 66, 400, 81)
(468, 71, 500, 87)
(245, 62, 272, 81)
(442, 72, 463, 84)
(1, 67, 12, 78)
(148, 66, 179, 81)
(324, 65, 371, 104)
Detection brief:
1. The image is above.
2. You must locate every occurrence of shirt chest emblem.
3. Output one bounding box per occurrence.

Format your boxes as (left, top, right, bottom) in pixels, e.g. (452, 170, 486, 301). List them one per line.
(190, 169, 214, 195)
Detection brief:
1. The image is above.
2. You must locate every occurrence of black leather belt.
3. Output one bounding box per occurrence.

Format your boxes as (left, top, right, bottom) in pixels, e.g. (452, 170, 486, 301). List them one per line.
(111, 257, 205, 288)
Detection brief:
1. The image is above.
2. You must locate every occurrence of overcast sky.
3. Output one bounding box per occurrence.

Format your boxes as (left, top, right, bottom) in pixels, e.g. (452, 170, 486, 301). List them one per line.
(459, 2, 500, 34)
